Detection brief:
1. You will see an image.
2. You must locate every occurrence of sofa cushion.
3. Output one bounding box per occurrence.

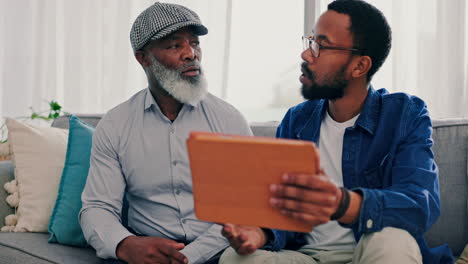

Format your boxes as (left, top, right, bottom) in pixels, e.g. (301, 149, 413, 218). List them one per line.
(6, 118, 68, 232)
(0, 246, 52, 264)
(52, 114, 102, 130)
(48, 116, 95, 246)
(0, 232, 99, 264)
(426, 120, 468, 256)
(249, 121, 279, 138)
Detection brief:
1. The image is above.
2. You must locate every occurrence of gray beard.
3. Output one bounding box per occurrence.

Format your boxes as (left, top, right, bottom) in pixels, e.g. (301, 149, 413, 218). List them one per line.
(147, 55, 208, 105)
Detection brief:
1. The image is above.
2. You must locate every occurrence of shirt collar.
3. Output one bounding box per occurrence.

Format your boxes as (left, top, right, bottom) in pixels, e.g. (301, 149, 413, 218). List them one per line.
(354, 85, 381, 135)
(143, 88, 203, 112)
(299, 85, 381, 141)
(297, 100, 327, 142)
(144, 88, 156, 111)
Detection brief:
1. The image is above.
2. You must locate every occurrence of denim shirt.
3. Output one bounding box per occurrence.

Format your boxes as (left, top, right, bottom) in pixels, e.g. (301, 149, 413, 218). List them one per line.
(268, 87, 454, 264)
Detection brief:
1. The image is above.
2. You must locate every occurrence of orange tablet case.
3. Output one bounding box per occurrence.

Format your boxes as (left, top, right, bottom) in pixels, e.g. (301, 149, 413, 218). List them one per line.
(187, 131, 319, 233)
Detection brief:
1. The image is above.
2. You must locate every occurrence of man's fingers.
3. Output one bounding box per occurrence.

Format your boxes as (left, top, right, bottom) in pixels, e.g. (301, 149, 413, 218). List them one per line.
(160, 245, 187, 264)
(221, 226, 231, 239)
(222, 224, 241, 248)
(237, 243, 256, 256)
(271, 198, 335, 216)
(281, 173, 336, 191)
(222, 224, 263, 256)
(222, 225, 245, 250)
(280, 210, 329, 226)
(232, 229, 247, 249)
(150, 252, 171, 264)
(222, 224, 237, 238)
(169, 242, 185, 250)
(169, 256, 188, 264)
(228, 228, 250, 254)
(245, 244, 257, 255)
(270, 184, 337, 205)
(238, 232, 248, 243)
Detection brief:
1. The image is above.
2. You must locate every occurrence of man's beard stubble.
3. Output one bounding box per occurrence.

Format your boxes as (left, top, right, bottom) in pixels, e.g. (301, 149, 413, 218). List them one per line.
(147, 54, 208, 105)
(300, 62, 348, 101)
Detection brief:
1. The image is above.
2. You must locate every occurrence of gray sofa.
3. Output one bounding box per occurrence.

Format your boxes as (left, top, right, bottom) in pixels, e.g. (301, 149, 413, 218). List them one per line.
(0, 115, 466, 263)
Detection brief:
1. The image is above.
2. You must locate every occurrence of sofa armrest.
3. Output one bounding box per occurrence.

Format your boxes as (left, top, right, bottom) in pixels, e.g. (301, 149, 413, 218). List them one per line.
(0, 160, 14, 226)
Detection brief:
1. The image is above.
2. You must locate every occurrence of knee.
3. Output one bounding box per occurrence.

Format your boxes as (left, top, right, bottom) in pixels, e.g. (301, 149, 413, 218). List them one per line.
(219, 247, 275, 264)
(219, 247, 313, 264)
(357, 227, 422, 263)
(218, 247, 236, 264)
(369, 227, 419, 253)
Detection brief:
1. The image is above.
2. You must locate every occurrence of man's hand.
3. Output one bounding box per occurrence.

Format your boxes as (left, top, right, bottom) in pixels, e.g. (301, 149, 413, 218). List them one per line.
(221, 224, 267, 255)
(269, 172, 341, 226)
(116, 236, 188, 264)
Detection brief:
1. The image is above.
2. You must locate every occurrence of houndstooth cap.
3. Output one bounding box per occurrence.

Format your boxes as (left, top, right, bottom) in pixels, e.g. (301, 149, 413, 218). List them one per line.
(130, 2, 208, 52)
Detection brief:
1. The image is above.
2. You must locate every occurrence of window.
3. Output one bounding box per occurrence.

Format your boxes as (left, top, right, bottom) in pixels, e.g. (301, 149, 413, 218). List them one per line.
(177, 0, 306, 122)
(316, 0, 468, 119)
(2, 1, 466, 120)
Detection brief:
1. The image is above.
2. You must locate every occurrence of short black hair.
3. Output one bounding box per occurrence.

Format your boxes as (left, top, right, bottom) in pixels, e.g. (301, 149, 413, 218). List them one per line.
(328, 0, 391, 81)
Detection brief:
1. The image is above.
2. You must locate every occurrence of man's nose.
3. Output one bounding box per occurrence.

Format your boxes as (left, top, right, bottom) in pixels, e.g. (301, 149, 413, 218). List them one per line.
(301, 49, 315, 63)
(181, 43, 197, 61)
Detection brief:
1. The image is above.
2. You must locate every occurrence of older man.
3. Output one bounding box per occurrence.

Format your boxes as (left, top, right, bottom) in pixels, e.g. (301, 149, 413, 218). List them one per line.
(79, 3, 251, 264)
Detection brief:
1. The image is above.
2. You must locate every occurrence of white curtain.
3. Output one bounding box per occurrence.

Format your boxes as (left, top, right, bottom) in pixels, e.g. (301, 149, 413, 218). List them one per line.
(318, 0, 468, 119)
(0, 0, 230, 118)
(1, 0, 467, 121)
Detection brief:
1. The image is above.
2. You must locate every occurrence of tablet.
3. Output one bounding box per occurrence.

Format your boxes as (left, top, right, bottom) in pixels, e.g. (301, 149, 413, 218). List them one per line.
(186, 131, 319, 232)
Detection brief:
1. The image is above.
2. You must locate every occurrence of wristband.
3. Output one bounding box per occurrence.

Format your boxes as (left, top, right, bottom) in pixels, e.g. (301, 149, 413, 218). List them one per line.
(330, 187, 350, 221)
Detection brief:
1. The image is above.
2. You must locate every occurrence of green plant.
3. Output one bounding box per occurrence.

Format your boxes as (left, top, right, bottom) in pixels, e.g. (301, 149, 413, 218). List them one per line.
(29, 100, 68, 121)
(0, 100, 68, 143)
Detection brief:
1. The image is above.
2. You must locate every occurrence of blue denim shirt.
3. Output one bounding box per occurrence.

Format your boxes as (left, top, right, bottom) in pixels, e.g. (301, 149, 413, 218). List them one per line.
(268, 87, 454, 264)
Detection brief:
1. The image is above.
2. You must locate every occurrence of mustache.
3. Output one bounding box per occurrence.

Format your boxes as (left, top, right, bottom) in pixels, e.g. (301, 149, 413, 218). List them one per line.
(179, 61, 202, 73)
(301, 62, 314, 80)
(148, 54, 202, 74)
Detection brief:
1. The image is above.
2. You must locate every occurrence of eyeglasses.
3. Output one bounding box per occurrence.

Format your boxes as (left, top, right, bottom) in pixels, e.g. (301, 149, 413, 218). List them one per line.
(302, 36, 361, 58)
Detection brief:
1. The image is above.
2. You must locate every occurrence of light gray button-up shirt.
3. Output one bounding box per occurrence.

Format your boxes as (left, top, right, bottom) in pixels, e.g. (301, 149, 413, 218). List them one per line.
(79, 88, 252, 263)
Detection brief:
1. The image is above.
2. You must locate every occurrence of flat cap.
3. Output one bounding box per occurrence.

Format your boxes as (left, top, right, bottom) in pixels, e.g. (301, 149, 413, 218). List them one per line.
(130, 2, 208, 51)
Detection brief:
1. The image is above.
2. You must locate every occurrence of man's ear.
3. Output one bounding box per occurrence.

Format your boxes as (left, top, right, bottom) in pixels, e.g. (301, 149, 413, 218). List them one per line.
(351, 55, 372, 79)
(135, 51, 152, 67)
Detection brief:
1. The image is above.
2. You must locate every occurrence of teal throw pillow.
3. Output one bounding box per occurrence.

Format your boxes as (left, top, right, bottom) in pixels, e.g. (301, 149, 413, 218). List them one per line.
(48, 115, 95, 246)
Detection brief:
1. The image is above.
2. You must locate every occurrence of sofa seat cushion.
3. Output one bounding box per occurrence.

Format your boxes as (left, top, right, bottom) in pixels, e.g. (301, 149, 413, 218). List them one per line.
(0, 232, 100, 264)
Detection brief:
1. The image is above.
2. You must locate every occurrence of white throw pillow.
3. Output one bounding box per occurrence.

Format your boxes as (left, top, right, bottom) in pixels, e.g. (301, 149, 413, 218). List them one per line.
(6, 118, 68, 232)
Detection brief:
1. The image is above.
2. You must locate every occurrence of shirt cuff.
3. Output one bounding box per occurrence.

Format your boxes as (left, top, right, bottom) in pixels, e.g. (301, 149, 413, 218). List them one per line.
(180, 238, 229, 264)
(261, 228, 276, 250)
(180, 246, 202, 264)
(80, 208, 134, 259)
(339, 187, 382, 234)
(107, 230, 135, 259)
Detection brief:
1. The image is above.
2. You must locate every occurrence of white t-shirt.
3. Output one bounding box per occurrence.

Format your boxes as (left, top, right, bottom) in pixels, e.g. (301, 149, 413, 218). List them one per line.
(304, 110, 359, 251)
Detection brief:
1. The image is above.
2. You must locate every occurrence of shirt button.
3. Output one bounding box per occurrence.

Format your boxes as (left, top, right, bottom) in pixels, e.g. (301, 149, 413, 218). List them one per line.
(170, 126, 175, 133)
(172, 161, 177, 166)
(366, 219, 373, 229)
(175, 189, 181, 195)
